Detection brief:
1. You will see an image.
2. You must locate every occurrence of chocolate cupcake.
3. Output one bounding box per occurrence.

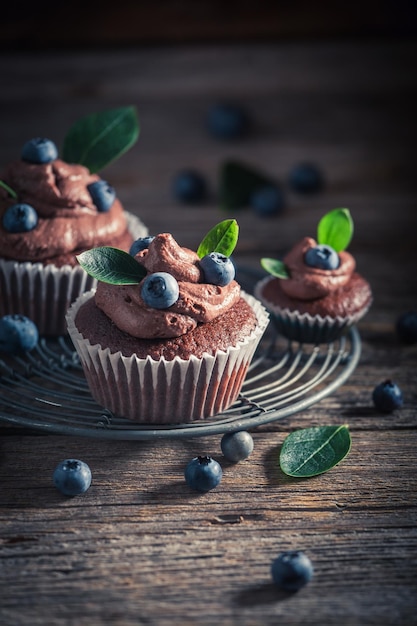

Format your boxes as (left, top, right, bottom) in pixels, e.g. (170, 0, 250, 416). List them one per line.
(66, 220, 269, 424)
(0, 107, 147, 336)
(255, 208, 372, 343)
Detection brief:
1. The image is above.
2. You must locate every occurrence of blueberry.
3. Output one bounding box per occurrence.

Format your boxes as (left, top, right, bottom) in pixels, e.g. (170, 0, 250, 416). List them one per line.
(199, 252, 235, 287)
(304, 244, 340, 270)
(396, 310, 417, 344)
(184, 456, 222, 492)
(221, 431, 254, 463)
(271, 551, 314, 592)
(53, 459, 92, 496)
(207, 103, 249, 140)
(2, 203, 38, 233)
(288, 162, 323, 194)
(372, 380, 403, 412)
(250, 185, 284, 218)
(87, 180, 116, 212)
(141, 272, 179, 309)
(0, 315, 39, 354)
(129, 236, 155, 256)
(21, 137, 58, 164)
(172, 170, 207, 203)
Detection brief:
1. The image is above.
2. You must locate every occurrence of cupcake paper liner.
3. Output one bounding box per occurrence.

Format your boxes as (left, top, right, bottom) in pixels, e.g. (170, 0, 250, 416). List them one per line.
(66, 290, 269, 424)
(254, 275, 370, 344)
(0, 212, 148, 336)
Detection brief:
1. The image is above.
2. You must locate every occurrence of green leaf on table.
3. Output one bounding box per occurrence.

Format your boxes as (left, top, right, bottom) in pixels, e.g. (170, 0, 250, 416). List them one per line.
(77, 247, 146, 285)
(0, 180, 18, 199)
(197, 219, 239, 258)
(317, 208, 353, 252)
(62, 106, 140, 173)
(219, 159, 278, 211)
(279, 424, 351, 477)
(260, 257, 290, 279)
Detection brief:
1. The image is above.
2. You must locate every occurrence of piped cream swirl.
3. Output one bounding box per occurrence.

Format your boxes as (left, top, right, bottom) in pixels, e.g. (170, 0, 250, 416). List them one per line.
(95, 233, 241, 339)
(280, 237, 356, 300)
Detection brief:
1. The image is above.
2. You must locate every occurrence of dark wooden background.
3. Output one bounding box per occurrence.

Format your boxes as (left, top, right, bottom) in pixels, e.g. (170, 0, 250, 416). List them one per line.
(0, 5, 417, 625)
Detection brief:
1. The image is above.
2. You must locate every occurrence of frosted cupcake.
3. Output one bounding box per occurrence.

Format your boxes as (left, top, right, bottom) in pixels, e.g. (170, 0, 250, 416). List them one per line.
(255, 208, 372, 343)
(0, 106, 147, 336)
(66, 219, 269, 424)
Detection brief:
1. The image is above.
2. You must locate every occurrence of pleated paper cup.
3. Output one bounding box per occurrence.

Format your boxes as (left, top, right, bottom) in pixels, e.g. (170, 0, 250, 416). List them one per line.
(0, 212, 148, 336)
(66, 290, 269, 424)
(255, 275, 370, 344)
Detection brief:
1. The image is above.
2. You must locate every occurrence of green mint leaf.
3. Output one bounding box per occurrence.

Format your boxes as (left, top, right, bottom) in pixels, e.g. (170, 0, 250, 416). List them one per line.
(317, 208, 353, 252)
(279, 424, 351, 477)
(62, 106, 140, 173)
(0, 180, 18, 199)
(260, 257, 290, 279)
(219, 159, 278, 211)
(197, 219, 239, 258)
(77, 247, 146, 285)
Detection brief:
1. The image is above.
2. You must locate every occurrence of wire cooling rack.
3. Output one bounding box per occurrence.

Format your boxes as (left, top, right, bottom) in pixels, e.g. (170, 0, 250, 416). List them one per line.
(0, 267, 361, 440)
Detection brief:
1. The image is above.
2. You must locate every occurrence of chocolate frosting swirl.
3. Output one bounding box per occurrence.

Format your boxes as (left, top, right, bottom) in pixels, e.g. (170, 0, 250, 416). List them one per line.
(281, 237, 356, 300)
(0, 159, 129, 262)
(95, 233, 241, 339)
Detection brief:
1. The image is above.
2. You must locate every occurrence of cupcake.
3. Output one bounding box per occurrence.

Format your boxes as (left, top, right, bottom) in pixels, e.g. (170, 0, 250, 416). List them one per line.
(255, 208, 372, 343)
(66, 219, 269, 424)
(0, 106, 148, 336)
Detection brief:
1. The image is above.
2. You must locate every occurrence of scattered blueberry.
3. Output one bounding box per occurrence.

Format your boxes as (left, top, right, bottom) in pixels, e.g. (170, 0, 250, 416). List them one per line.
(184, 456, 223, 492)
(129, 236, 155, 256)
(372, 380, 403, 412)
(396, 310, 417, 344)
(21, 137, 58, 164)
(2, 203, 38, 233)
(0, 315, 39, 353)
(87, 180, 116, 212)
(250, 185, 284, 218)
(271, 551, 314, 592)
(288, 162, 323, 194)
(172, 170, 207, 203)
(199, 252, 235, 286)
(221, 431, 254, 463)
(304, 244, 340, 270)
(141, 272, 179, 309)
(207, 103, 249, 140)
(53, 459, 92, 496)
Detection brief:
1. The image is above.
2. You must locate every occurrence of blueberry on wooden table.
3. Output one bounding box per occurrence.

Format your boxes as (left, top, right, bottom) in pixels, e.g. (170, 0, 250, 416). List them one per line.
(396, 310, 417, 344)
(21, 137, 58, 164)
(288, 162, 324, 193)
(172, 170, 207, 203)
(184, 456, 223, 492)
(0, 315, 39, 354)
(221, 431, 254, 463)
(250, 185, 284, 218)
(372, 380, 403, 412)
(206, 103, 249, 140)
(53, 459, 92, 496)
(271, 550, 314, 591)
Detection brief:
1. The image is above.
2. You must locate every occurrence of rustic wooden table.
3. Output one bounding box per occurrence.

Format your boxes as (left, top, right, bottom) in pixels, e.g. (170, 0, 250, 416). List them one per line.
(0, 39, 416, 626)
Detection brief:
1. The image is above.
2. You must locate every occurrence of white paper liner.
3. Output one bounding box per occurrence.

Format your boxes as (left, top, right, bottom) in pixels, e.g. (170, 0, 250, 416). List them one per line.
(255, 275, 371, 344)
(66, 290, 269, 424)
(0, 212, 148, 336)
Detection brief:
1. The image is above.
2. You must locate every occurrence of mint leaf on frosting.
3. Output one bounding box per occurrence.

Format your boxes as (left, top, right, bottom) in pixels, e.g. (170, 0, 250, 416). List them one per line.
(0, 180, 17, 199)
(260, 257, 290, 279)
(77, 247, 146, 285)
(317, 208, 353, 252)
(197, 219, 239, 258)
(279, 424, 351, 478)
(62, 106, 140, 174)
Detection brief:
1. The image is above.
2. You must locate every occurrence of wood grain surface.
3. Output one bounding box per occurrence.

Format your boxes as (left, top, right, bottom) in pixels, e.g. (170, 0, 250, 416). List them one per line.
(0, 39, 416, 625)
